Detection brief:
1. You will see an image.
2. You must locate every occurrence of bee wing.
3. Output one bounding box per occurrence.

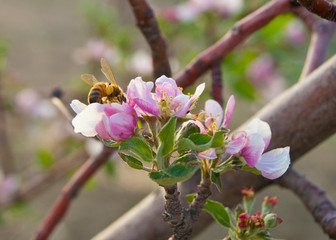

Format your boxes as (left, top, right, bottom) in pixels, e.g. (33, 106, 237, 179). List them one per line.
(100, 58, 117, 85)
(81, 74, 99, 86)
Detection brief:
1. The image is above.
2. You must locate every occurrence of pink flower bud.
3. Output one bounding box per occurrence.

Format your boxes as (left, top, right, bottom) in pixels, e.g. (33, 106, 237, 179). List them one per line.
(238, 212, 250, 228)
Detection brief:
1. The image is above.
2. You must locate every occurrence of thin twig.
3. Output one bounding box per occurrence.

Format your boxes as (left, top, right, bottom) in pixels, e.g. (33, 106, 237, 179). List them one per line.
(0, 71, 15, 175)
(211, 62, 223, 106)
(32, 147, 115, 240)
(175, 0, 294, 88)
(277, 168, 336, 238)
(128, 0, 171, 78)
(293, 7, 336, 81)
(296, 0, 336, 21)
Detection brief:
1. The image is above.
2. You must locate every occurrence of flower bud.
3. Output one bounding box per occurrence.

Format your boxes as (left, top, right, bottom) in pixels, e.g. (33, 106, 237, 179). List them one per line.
(250, 212, 265, 229)
(238, 212, 250, 228)
(264, 213, 283, 228)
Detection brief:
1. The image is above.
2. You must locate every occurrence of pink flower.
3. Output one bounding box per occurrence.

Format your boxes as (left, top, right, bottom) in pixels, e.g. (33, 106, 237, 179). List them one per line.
(127, 77, 160, 117)
(196, 95, 235, 131)
(198, 148, 217, 159)
(226, 118, 290, 179)
(127, 76, 205, 119)
(70, 100, 138, 142)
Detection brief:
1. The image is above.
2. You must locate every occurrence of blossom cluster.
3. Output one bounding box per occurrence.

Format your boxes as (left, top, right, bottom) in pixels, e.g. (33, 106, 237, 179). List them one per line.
(71, 73, 290, 180)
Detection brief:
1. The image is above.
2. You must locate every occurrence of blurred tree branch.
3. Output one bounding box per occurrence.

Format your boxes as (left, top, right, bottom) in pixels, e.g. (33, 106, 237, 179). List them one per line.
(293, 7, 336, 80)
(32, 147, 116, 240)
(210, 62, 223, 106)
(175, 0, 294, 88)
(91, 50, 336, 240)
(128, 0, 171, 78)
(277, 168, 336, 238)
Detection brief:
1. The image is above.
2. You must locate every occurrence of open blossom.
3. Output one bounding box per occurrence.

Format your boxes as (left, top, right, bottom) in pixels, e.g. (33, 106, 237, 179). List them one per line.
(226, 118, 290, 179)
(70, 100, 138, 142)
(127, 75, 205, 119)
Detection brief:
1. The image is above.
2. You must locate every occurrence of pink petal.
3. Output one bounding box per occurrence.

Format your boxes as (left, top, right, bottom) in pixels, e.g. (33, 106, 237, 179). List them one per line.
(134, 98, 160, 117)
(222, 95, 235, 128)
(245, 118, 271, 150)
(96, 116, 112, 140)
(205, 99, 223, 127)
(127, 77, 155, 108)
(198, 148, 217, 159)
(241, 133, 265, 167)
(226, 131, 247, 155)
(155, 75, 181, 99)
(72, 103, 105, 137)
(255, 147, 290, 180)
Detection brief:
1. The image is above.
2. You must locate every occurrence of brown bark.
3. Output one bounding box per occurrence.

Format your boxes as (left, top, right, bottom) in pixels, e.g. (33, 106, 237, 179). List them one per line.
(296, 0, 336, 21)
(91, 49, 336, 240)
(128, 0, 171, 78)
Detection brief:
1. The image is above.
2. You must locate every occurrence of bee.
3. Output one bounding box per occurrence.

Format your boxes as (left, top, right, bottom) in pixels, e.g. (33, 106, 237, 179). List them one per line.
(81, 58, 126, 104)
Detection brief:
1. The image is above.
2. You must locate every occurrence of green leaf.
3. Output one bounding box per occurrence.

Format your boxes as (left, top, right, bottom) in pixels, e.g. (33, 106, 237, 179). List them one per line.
(211, 131, 225, 148)
(241, 165, 262, 175)
(36, 148, 55, 170)
(188, 133, 212, 145)
(211, 171, 222, 191)
(174, 152, 198, 164)
(149, 163, 198, 186)
(228, 229, 239, 240)
(119, 153, 144, 170)
(158, 116, 177, 156)
(185, 194, 231, 228)
(120, 137, 154, 162)
(233, 79, 257, 100)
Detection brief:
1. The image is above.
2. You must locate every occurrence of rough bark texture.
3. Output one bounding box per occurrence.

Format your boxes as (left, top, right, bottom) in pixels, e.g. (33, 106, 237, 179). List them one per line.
(297, 0, 336, 21)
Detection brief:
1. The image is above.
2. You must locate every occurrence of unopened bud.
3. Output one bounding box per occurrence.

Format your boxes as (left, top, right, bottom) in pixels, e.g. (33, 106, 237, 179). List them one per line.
(264, 213, 283, 228)
(250, 212, 265, 229)
(238, 212, 250, 228)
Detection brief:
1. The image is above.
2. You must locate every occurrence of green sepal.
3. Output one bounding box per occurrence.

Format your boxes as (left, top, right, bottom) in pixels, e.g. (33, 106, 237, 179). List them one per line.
(98, 137, 121, 147)
(119, 137, 154, 162)
(185, 194, 231, 228)
(210, 171, 222, 191)
(241, 165, 262, 175)
(149, 163, 198, 186)
(119, 153, 144, 170)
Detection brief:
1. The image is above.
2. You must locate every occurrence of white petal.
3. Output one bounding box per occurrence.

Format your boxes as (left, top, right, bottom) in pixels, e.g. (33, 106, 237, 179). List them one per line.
(246, 118, 271, 150)
(255, 147, 290, 180)
(72, 103, 105, 137)
(70, 100, 87, 114)
(205, 99, 223, 126)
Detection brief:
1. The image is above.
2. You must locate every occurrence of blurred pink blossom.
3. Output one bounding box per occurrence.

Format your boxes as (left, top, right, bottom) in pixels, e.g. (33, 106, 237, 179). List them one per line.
(73, 38, 120, 66)
(285, 20, 306, 46)
(15, 88, 58, 119)
(129, 50, 153, 76)
(0, 172, 19, 204)
(162, 0, 243, 22)
(247, 54, 287, 101)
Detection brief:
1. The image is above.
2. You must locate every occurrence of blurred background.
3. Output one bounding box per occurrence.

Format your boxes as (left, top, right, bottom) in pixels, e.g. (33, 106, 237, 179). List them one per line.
(0, 0, 335, 239)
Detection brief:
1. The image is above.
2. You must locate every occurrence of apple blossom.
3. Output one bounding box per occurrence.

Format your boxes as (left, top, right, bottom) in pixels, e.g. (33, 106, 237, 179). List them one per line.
(127, 75, 205, 119)
(70, 100, 138, 142)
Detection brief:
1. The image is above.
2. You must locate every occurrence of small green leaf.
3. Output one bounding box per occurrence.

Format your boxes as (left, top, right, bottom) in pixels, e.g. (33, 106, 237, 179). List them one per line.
(241, 165, 262, 175)
(203, 200, 231, 228)
(149, 163, 198, 186)
(119, 153, 144, 170)
(211, 171, 222, 191)
(188, 133, 212, 145)
(185, 194, 231, 228)
(210, 131, 225, 148)
(174, 152, 198, 164)
(158, 116, 177, 156)
(228, 229, 239, 240)
(36, 148, 55, 170)
(120, 137, 154, 162)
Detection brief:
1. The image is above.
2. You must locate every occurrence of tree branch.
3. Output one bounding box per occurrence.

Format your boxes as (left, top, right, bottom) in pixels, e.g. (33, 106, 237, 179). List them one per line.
(277, 168, 336, 238)
(294, 7, 336, 80)
(296, 0, 336, 22)
(175, 0, 294, 88)
(211, 62, 223, 105)
(91, 48, 336, 240)
(128, 0, 171, 78)
(32, 147, 115, 240)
